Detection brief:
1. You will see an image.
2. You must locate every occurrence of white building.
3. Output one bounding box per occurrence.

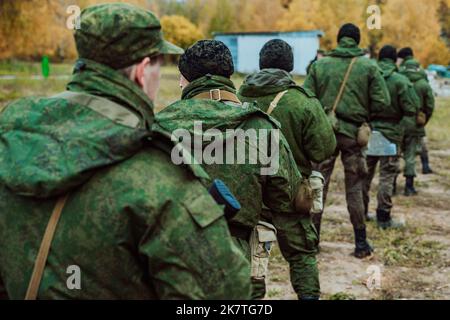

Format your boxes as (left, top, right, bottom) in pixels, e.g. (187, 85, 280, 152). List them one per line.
(214, 30, 324, 76)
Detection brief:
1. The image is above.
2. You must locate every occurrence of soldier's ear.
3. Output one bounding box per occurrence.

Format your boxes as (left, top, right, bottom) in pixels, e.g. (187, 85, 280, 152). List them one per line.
(135, 57, 151, 88)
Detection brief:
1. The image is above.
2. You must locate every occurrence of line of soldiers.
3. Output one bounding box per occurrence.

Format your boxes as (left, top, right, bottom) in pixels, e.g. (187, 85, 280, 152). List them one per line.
(305, 24, 435, 251)
(0, 4, 435, 300)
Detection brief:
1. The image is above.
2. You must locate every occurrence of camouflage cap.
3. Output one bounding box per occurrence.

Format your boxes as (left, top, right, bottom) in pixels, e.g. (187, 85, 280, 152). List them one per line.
(75, 3, 184, 70)
(178, 40, 234, 82)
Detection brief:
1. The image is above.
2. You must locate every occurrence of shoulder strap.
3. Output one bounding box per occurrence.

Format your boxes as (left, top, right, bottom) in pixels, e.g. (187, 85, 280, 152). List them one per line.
(25, 194, 69, 300)
(266, 90, 288, 115)
(332, 57, 357, 113)
(192, 89, 242, 105)
(54, 91, 141, 128)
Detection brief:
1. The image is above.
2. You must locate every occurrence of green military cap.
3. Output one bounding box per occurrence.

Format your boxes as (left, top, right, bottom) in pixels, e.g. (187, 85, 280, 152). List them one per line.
(75, 3, 184, 69)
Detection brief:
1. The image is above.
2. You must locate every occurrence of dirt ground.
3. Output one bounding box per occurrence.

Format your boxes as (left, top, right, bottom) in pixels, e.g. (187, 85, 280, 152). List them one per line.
(266, 99, 450, 300)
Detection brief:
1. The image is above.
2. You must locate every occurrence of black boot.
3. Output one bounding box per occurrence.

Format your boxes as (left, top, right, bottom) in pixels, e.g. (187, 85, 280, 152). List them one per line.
(404, 176, 418, 196)
(354, 227, 373, 259)
(376, 209, 405, 230)
(421, 154, 434, 174)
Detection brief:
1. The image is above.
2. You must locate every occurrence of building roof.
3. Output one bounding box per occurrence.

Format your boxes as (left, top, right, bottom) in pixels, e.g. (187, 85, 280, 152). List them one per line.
(213, 30, 324, 38)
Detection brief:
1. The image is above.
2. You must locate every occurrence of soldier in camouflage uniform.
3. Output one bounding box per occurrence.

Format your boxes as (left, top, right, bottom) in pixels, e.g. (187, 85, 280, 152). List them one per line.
(156, 40, 321, 300)
(304, 24, 391, 258)
(238, 39, 336, 235)
(0, 4, 251, 300)
(362, 45, 419, 229)
(397, 48, 435, 196)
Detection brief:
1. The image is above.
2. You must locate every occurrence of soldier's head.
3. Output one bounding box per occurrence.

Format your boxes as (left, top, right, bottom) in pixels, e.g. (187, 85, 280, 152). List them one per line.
(259, 39, 294, 73)
(378, 45, 397, 63)
(178, 40, 234, 89)
(337, 23, 361, 45)
(74, 3, 183, 101)
(397, 47, 414, 66)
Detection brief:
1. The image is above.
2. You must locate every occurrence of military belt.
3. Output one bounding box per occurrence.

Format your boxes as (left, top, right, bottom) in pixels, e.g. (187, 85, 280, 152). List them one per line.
(193, 89, 242, 104)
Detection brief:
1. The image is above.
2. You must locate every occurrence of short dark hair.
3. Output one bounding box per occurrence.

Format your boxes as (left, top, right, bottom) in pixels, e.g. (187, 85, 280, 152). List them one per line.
(259, 39, 294, 72)
(398, 47, 414, 59)
(378, 45, 397, 62)
(178, 40, 234, 82)
(337, 23, 361, 44)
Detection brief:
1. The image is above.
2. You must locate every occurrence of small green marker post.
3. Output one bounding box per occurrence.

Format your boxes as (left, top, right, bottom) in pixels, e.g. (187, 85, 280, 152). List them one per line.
(41, 56, 50, 79)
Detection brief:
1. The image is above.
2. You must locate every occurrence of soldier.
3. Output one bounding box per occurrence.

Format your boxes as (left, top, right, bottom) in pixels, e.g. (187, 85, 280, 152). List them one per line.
(238, 39, 336, 238)
(0, 3, 251, 300)
(306, 49, 326, 75)
(156, 40, 321, 300)
(397, 47, 435, 195)
(304, 23, 391, 258)
(362, 45, 419, 229)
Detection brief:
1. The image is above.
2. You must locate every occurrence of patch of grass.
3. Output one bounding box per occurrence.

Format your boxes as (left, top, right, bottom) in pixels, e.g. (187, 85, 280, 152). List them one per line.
(325, 292, 356, 300)
(368, 225, 445, 268)
(266, 288, 282, 298)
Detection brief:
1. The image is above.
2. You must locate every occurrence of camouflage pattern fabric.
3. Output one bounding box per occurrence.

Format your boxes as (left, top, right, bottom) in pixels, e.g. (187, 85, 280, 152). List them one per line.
(155, 75, 320, 299)
(313, 134, 368, 231)
(399, 57, 435, 138)
(403, 135, 420, 177)
(374, 59, 420, 148)
(363, 156, 401, 215)
(0, 59, 250, 299)
(238, 68, 336, 176)
(304, 37, 391, 140)
(75, 3, 183, 70)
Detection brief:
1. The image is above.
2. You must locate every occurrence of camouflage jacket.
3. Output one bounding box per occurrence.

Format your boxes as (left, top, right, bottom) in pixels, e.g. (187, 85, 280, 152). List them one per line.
(372, 59, 420, 147)
(238, 68, 336, 176)
(0, 59, 251, 300)
(304, 37, 391, 140)
(399, 57, 435, 137)
(155, 75, 320, 298)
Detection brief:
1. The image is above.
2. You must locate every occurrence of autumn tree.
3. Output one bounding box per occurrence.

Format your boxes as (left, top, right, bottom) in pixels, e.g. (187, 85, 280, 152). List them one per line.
(382, 0, 450, 66)
(161, 15, 204, 49)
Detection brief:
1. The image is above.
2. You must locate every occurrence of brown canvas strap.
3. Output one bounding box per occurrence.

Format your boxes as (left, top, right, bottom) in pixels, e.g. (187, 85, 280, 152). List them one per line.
(332, 57, 357, 113)
(266, 90, 288, 115)
(25, 194, 69, 300)
(192, 89, 242, 104)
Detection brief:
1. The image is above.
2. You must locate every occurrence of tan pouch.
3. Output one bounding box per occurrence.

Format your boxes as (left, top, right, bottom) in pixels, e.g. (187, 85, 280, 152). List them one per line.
(309, 171, 325, 215)
(327, 110, 340, 132)
(295, 179, 313, 215)
(250, 222, 277, 279)
(416, 111, 427, 126)
(357, 122, 372, 147)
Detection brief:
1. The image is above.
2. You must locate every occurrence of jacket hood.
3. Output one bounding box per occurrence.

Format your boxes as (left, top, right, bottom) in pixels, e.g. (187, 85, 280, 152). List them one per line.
(328, 37, 365, 58)
(239, 69, 297, 97)
(378, 59, 397, 78)
(401, 59, 428, 83)
(0, 61, 153, 199)
(156, 75, 279, 146)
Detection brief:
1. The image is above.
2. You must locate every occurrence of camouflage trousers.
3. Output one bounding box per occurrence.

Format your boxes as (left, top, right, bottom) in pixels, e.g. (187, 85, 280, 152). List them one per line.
(363, 156, 400, 214)
(232, 214, 320, 300)
(420, 137, 429, 159)
(403, 135, 420, 177)
(313, 134, 368, 231)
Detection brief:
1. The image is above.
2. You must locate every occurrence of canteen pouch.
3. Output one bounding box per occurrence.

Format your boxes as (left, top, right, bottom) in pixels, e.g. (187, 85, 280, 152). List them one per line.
(416, 111, 427, 126)
(309, 171, 325, 215)
(357, 122, 371, 147)
(250, 221, 277, 279)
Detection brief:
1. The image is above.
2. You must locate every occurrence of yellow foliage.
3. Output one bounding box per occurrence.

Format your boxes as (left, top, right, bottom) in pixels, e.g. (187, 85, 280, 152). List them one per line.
(382, 0, 450, 66)
(160, 15, 204, 49)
